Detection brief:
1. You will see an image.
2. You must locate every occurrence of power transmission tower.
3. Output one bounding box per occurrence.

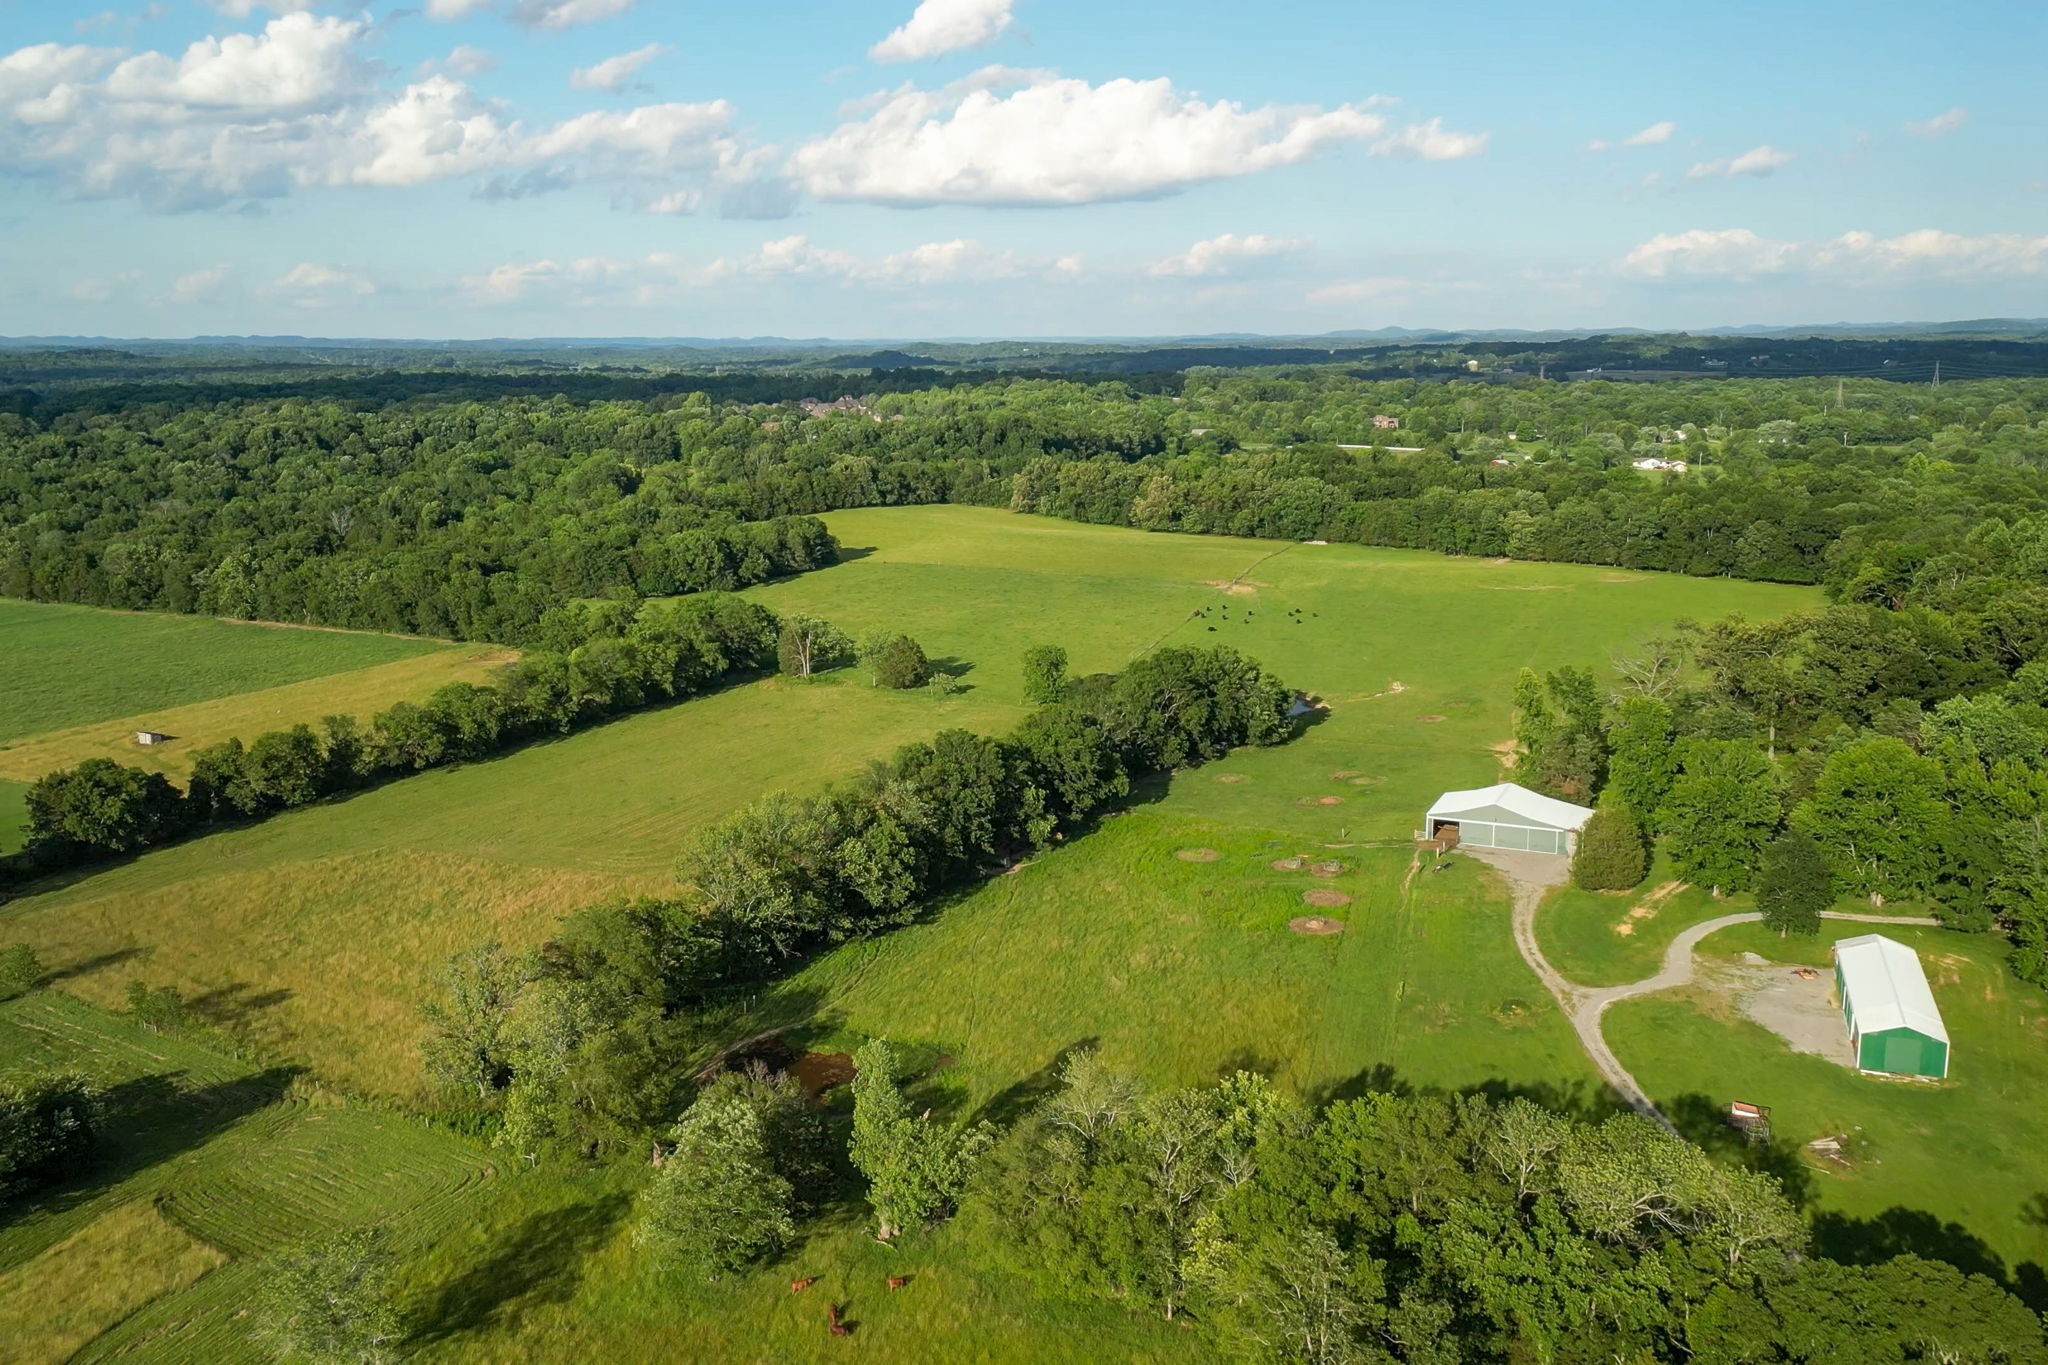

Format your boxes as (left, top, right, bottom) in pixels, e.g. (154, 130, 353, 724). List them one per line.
(1933, 359, 1941, 389)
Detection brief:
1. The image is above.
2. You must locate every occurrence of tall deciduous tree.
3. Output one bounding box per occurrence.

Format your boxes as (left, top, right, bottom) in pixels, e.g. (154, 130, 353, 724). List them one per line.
(1662, 739, 1780, 893)
(849, 1039, 985, 1241)
(1755, 831, 1832, 936)
(776, 614, 851, 680)
(252, 1227, 405, 1365)
(1021, 644, 1070, 704)
(635, 1078, 795, 1279)
(1605, 696, 1677, 832)
(1792, 737, 1948, 904)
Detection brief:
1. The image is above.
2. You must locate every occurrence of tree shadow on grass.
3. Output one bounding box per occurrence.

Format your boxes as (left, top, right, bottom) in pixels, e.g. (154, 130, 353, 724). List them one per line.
(968, 1037, 1099, 1130)
(1813, 1205, 2048, 1311)
(1, 1065, 299, 1232)
(411, 1191, 632, 1343)
(1662, 1090, 1818, 1210)
(43, 947, 145, 983)
(186, 981, 293, 1029)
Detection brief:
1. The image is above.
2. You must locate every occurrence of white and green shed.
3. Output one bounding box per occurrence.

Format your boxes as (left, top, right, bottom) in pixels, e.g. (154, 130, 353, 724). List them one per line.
(1833, 934, 1950, 1079)
(1423, 782, 1594, 857)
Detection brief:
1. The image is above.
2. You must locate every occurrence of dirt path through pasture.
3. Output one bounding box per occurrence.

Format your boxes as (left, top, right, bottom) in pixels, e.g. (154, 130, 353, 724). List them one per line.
(1468, 847, 1938, 1126)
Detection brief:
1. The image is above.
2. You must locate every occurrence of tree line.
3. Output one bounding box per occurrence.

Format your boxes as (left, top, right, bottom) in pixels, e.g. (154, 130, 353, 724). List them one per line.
(415, 644, 1298, 1163)
(7, 372, 2048, 650)
(8, 593, 789, 880)
(1517, 521, 2048, 982)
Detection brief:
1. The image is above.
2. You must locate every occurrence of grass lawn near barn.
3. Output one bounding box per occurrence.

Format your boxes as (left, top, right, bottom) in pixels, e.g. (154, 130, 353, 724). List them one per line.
(1605, 920, 2048, 1284)
(0, 599, 451, 747)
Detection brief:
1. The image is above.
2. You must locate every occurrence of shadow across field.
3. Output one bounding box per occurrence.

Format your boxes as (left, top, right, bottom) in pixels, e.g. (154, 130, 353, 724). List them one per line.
(1814, 1204, 2048, 1314)
(2, 1065, 298, 1231)
(412, 1192, 632, 1343)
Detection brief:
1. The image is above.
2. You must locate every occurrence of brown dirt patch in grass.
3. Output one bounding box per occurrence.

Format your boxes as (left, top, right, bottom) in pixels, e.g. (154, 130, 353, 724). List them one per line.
(1601, 573, 1644, 583)
(1270, 856, 1306, 871)
(1309, 860, 1346, 877)
(1176, 847, 1222, 863)
(789, 1051, 857, 1097)
(1416, 715, 1447, 724)
(1612, 880, 1683, 935)
(1289, 915, 1346, 935)
(1329, 769, 1362, 781)
(1204, 579, 1259, 596)
(1489, 739, 1518, 769)
(1292, 794, 1344, 807)
(1302, 888, 1352, 908)
(1215, 773, 1248, 784)
(1348, 774, 1387, 788)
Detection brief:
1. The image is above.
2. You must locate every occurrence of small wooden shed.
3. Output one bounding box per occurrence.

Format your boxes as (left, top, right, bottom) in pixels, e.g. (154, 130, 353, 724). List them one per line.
(134, 730, 170, 746)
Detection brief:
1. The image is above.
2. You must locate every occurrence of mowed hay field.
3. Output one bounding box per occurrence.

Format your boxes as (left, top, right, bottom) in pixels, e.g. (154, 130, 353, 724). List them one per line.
(0, 646, 516, 784)
(0, 599, 452, 746)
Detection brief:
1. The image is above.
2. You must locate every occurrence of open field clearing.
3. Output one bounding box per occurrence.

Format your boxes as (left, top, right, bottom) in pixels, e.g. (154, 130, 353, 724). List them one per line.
(11, 507, 2048, 1356)
(3, 508, 1814, 1104)
(0, 600, 450, 746)
(1608, 921, 2048, 1276)
(0, 646, 515, 784)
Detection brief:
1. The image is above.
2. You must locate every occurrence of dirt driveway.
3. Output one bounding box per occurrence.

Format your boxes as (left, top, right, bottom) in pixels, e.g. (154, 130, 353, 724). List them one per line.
(1467, 846, 1934, 1124)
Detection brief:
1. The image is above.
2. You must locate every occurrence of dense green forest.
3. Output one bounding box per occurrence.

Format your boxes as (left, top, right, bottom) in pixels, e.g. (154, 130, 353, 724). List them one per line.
(6, 361, 2048, 645)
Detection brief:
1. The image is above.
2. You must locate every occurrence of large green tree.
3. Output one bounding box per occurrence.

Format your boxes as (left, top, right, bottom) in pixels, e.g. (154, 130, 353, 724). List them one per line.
(849, 1039, 986, 1241)
(1662, 740, 1781, 893)
(1791, 737, 1948, 903)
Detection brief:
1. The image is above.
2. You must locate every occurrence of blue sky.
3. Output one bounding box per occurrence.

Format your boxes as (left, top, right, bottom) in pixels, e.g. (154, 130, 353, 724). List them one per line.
(0, 0, 2042, 338)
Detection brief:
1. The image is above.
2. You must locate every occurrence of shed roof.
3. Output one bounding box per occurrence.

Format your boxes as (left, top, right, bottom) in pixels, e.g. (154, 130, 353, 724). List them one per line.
(1425, 782, 1594, 832)
(1835, 934, 1948, 1043)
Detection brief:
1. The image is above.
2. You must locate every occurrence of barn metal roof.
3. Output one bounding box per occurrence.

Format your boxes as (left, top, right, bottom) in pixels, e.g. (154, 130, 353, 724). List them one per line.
(1835, 934, 1949, 1043)
(1424, 782, 1595, 832)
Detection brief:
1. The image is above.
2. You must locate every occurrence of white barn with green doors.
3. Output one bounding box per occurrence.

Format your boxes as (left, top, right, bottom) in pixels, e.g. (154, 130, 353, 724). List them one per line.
(1833, 934, 1950, 1079)
(1423, 782, 1594, 857)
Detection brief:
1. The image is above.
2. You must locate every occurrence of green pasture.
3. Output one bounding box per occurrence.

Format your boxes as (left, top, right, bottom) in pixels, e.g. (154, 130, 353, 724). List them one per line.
(0, 599, 448, 747)
(52, 507, 2048, 1359)
(0, 777, 27, 857)
(1608, 920, 2048, 1280)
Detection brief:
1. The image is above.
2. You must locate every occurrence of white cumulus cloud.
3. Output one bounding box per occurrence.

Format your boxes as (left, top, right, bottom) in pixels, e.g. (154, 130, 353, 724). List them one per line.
(790, 68, 1448, 206)
(509, 0, 639, 29)
(1370, 116, 1488, 161)
(425, 0, 497, 18)
(270, 262, 376, 306)
(1621, 226, 2048, 281)
(169, 265, 231, 302)
(1686, 144, 1794, 179)
(871, 0, 1015, 63)
(0, 17, 745, 213)
(1589, 120, 1673, 151)
(570, 43, 666, 92)
(1905, 107, 1968, 138)
(1147, 232, 1306, 277)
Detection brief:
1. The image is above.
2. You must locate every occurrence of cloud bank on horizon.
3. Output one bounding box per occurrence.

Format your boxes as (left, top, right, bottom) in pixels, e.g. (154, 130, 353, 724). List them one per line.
(3, 0, 2041, 336)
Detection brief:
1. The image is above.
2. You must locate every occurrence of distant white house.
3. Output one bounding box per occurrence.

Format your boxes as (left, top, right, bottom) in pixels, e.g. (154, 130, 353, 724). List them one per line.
(1632, 457, 1689, 472)
(135, 730, 169, 746)
(1423, 782, 1594, 857)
